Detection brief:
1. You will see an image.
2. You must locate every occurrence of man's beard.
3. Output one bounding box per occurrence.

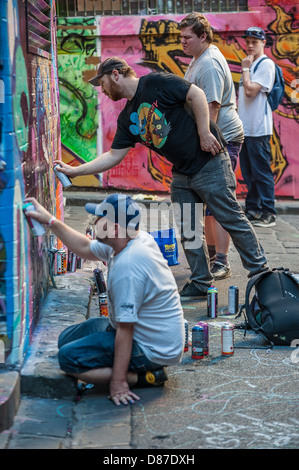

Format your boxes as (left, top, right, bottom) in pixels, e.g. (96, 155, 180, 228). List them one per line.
(108, 79, 123, 101)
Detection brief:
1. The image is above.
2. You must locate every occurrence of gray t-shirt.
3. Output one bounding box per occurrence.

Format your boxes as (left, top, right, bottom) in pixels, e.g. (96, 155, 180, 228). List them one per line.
(90, 230, 184, 366)
(185, 45, 244, 143)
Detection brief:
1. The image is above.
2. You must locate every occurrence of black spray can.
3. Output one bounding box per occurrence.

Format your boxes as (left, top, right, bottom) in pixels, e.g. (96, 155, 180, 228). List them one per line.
(228, 286, 239, 314)
(94, 268, 106, 294)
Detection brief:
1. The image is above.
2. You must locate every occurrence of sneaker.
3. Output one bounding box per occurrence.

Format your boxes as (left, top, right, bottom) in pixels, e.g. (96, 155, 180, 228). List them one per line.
(179, 282, 207, 301)
(254, 213, 276, 228)
(135, 368, 168, 388)
(210, 261, 232, 280)
(245, 210, 262, 225)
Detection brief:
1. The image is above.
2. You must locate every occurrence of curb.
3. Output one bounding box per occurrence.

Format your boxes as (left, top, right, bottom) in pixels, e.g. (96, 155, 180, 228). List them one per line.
(0, 371, 20, 433)
(19, 271, 97, 400)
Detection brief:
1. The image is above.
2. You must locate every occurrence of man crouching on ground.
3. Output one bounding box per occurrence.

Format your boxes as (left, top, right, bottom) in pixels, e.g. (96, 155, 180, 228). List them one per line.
(24, 194, 184, 406)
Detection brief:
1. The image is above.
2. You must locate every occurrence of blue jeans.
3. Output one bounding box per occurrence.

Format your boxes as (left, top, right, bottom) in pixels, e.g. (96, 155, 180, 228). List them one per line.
(58, 318, 163, 375)
(171, 151, 268, 291)
(239, 136, 276, 215)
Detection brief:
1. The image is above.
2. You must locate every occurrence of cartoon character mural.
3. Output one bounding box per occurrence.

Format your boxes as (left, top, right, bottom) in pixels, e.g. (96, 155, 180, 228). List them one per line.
(0, 0, 62, 365)
(58, 1, 299, 198)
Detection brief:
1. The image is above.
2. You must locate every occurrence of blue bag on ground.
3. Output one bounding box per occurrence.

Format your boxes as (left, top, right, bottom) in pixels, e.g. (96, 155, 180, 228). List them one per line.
(149, 229, 179, 266)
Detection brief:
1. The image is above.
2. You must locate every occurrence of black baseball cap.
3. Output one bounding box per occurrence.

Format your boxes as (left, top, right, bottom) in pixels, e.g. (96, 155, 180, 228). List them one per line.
(242, 27, 266, 40)
(89, 57, 129, 87)
(85, 194, 141, 230)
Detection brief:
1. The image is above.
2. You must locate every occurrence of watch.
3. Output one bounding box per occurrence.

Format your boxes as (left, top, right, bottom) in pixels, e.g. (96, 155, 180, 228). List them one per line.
(47, 217, 56, 226)
(242, 68, 250, 72)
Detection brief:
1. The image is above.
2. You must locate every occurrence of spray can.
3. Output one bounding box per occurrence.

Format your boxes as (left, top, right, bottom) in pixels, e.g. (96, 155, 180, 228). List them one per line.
(99, 293, 108, 317)
(197, 321, 209, 356)
(86, 227, 94, 240)
(61, 249, 67, 274)
(184, 319, 189, 352)
(207, 286, 218, 318)
(23, 203, 46, 237)
(53, 164, 72, 189)
(94, 268, 106, 294)
(221, 322, 234, 356)
(192, 325, 204, 359)
(228, 286, 239, 314)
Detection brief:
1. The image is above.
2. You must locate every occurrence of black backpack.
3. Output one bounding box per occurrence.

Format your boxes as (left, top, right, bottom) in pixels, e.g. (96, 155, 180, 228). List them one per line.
(237, 268, 299, 347)
(253, 57, 285, 111)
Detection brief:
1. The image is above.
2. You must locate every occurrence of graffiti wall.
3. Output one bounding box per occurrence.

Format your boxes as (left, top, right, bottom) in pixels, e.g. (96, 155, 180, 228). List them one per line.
(0, 0, 62, 365)
(57, 0, 299, 198)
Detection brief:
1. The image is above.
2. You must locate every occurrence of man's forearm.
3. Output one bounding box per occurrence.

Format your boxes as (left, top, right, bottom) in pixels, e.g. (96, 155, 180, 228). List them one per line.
(50, 219, 97, 260)
(111, 324, 134, 386)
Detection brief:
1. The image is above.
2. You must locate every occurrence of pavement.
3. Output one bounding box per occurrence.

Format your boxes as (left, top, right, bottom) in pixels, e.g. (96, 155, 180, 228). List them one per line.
(1, 190, 299, 452)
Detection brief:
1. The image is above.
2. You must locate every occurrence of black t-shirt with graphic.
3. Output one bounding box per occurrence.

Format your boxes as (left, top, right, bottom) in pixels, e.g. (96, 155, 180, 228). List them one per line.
(112, 72, 227, 175)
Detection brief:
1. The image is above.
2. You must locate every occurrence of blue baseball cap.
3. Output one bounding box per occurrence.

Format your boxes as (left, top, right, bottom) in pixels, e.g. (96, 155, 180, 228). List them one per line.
(242, 27, 266, 40)
(85, 194, 141, 230)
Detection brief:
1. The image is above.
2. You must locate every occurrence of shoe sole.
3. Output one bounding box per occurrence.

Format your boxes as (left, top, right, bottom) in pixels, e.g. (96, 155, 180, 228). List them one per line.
(180, 295, 207, 302)
(254, 222, 276, 228)
(212, 271, 232, 280)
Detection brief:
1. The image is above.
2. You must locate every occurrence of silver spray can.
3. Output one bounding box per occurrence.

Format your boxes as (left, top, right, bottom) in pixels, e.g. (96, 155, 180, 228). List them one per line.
(228, 286, 239, 314)
(207, 286, 218, 318)
(53, 164, 72, 189)
(221, 322, 234, 356)
(23, 203, 46, 237)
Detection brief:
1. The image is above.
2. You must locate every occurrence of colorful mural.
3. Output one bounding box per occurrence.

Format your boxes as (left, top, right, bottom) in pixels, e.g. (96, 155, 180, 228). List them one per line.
(57, 16, 100, 187)
(57, 0, 299, 198)
(0, 0, 62, 365)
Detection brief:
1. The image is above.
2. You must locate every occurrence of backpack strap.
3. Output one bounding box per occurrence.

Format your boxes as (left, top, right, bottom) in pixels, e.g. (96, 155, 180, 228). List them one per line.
(253, 56, 273, 115)
(236, 269, 275, 348)
(253, 56, 268, 73)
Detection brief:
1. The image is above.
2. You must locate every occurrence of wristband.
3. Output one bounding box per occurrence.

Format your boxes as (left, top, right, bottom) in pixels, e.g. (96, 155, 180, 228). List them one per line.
(47, 217, 56, 227)
(242, 68, 250, 72)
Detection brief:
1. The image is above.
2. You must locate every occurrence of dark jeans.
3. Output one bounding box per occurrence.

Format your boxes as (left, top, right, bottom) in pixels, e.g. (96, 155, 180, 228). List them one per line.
(206, 140, 242, 216)
(171, 151, 268, 291)
(239, 135, 276, 216)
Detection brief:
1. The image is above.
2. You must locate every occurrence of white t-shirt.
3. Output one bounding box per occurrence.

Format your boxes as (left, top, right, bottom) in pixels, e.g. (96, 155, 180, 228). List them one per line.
(90, 230, 184, 366)
(238, 55, 275, 137)
(185, 45, 244, 143)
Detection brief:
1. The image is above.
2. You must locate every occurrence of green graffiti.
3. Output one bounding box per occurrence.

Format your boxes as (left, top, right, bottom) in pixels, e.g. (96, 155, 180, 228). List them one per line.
(57, 17, 98, 162)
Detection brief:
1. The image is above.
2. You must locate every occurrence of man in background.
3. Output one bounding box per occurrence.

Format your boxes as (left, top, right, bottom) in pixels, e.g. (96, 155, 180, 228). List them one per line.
(238, 27, 276, 228)
(180, 12, 244, 280)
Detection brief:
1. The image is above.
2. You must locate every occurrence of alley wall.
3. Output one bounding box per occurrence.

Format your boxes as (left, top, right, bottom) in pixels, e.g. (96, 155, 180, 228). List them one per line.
(0, 0, 63, 365)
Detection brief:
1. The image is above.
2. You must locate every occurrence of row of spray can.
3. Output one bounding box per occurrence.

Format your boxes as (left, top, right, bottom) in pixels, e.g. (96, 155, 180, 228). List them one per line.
(56, 249, 84, 275)
(207, 285, 239, 318)
(184, 284, 239, 357)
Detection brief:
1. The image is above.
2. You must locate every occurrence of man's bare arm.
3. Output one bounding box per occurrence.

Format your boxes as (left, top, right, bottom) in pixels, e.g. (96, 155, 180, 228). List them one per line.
(54, 147, 131, 178)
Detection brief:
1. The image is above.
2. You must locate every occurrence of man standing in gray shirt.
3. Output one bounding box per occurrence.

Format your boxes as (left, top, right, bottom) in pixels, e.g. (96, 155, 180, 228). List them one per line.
(180, 12, 244, 281)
